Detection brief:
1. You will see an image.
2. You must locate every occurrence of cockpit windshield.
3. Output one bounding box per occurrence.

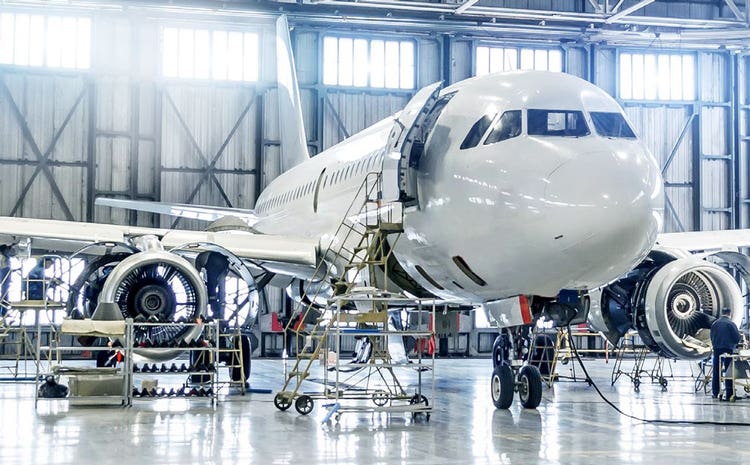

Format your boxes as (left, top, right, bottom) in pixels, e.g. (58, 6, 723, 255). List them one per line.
(528, 109, 589, 137)
(590, 112, 636, 138)
(461, 114, 495, 150)
(484, 110, 522, 145)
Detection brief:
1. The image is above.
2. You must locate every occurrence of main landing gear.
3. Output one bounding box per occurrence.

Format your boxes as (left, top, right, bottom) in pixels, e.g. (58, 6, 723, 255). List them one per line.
(490, 328, 543, 409)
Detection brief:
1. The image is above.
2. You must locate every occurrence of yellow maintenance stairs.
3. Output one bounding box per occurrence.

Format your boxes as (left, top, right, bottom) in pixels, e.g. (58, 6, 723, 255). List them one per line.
(273, 172, 434, 420)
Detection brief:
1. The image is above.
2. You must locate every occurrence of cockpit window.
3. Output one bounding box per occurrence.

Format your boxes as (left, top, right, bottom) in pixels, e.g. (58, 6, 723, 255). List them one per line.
(484, 110, 522, 145)
(590, 112, 636, 138)
(528, 109, 589, 137)
(460, 113, 495, 150)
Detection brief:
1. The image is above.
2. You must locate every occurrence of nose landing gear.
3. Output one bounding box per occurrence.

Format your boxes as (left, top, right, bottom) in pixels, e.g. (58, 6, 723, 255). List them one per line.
(490, 328, 543, 409)
(490, 363, 543, 409)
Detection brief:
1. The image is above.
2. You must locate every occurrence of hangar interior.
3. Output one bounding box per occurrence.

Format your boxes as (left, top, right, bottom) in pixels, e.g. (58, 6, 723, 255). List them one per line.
(1, 0, 749, 356)
(3, 1, 750, 463)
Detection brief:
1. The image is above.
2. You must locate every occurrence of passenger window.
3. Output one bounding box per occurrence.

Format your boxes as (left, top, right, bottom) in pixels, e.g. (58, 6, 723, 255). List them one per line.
(485, 111, 522, 145)
(528, 109, 589, 137)
(460, 113, 495, 150)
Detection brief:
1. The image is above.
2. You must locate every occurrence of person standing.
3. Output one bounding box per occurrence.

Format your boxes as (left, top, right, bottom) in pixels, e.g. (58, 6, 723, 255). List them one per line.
(25, 257, 56, 300)
(0, 244, 12, 315)
(195, 251, 229, 321)
(711, 307, 741, 400)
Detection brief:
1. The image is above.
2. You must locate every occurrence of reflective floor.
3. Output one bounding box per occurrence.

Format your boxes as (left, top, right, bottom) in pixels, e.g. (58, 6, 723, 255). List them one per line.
(1, 357, 749, 465)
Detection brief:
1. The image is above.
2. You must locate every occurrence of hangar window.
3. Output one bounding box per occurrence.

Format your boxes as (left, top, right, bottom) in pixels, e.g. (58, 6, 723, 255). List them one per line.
(0, 13, 90, 69)
(484, 110, 522, 145)
(528, 110, 589, 137)
(475, 46, 562, 76)
(619, 52, 695, 101)
(161, 27, 258, 82)
(323, 36, 415, 89)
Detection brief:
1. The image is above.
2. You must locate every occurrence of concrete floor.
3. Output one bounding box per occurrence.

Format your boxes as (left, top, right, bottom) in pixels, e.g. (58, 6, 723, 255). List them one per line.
(1, 356, 748, 465)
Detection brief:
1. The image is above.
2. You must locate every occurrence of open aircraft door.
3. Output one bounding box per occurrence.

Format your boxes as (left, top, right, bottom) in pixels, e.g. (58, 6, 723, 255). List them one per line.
(382, 82, 443, 207)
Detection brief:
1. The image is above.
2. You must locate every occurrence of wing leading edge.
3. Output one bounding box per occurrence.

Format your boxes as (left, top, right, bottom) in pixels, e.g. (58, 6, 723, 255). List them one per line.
(657, 229, 750, 252)
(0, 216, 317, 266)
(95, 198, 258, 225)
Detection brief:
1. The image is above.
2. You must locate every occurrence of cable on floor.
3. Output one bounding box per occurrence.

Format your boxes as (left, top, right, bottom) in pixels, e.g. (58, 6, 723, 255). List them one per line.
(565, 324, 750, 426)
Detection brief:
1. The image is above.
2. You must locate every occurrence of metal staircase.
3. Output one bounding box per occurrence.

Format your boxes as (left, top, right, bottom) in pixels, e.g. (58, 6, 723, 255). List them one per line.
(273, 172, 408, 414)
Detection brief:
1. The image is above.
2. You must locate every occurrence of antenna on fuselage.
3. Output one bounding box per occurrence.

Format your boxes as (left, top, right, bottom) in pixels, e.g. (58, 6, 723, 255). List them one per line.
(276, 15, 310, 173)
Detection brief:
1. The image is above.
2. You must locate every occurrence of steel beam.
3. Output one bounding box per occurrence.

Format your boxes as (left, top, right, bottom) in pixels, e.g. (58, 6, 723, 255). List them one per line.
(724, 0, 744, 21)
(324, 93, 350, 140)
(691, 104, 702, 231)
(605, 0, 655, 24)
(611, 0, 626, 13)
(454, 0, 480, 15)
(662, 113, 697, 176)
(86, 80, 96, 222)
(664, 194, 686, 232)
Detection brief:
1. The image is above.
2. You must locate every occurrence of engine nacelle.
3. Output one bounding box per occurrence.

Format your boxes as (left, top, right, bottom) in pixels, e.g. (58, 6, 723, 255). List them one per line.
(590, 250, 743, 360)
(94, 248, 208, 351)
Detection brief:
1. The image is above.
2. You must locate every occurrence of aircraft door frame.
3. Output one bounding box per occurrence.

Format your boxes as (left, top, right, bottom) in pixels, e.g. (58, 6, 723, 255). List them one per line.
(313, 168, 327, 213)
(382, 82, 443, 207)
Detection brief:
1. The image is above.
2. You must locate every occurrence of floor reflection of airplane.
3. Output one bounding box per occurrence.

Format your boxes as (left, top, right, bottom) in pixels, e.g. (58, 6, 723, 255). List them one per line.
(1, 16, 748, 410)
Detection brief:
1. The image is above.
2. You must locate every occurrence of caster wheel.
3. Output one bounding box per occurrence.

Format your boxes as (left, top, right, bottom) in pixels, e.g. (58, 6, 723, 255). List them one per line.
(372, 390, 389, 407)
(274, 392, 292, 411)
(295, 394, 314, 415)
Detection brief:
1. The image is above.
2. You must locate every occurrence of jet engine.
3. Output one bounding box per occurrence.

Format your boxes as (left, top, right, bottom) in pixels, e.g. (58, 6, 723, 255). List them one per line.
(589, 248, 743, 360)
(66, 239, 207, 349)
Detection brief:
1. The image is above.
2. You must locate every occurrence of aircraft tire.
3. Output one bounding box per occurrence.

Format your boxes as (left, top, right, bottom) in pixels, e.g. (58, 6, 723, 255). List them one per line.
(491, 364, 514, 409)
(518, 365, 542, 409)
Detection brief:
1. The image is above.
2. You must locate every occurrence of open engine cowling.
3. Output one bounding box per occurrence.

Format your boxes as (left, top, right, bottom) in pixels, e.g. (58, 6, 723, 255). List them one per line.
(99, 249, 208, 349)
(590, 249, 743, 360)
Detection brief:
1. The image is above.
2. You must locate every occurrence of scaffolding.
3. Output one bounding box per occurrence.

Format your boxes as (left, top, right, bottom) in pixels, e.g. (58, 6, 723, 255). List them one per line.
(610, 332, 672, 392)
(0, 260, 67, 381)
(274, 173, 434, 420)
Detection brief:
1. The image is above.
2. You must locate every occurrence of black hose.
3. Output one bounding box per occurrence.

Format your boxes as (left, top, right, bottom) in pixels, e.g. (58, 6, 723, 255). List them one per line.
(566, 324, 750, 426)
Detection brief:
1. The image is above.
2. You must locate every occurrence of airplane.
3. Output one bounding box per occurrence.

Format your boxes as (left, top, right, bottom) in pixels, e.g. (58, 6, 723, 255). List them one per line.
(0, 16, 748, 410)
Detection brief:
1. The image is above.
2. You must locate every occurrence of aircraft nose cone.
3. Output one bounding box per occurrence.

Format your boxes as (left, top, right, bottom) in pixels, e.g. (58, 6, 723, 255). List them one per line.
(543, 148, 663, 285)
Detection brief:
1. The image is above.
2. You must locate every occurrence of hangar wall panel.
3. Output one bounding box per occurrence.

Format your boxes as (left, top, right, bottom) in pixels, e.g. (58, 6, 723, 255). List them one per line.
(0, 73, 89, 220)
(292, 31, 320, 153)
(451, 40, 473, 84)
(159, 84, 259, 229)
(700, 53, 728, 102)
(565, 47, 588, 79)
(322, 92, 407, 149)
(592, 48, 616, 97)
(624, 105, 694, 231)
(702, 160, 730, 230)
(418, 39, 442, 88)
(740, 55, 750, 229)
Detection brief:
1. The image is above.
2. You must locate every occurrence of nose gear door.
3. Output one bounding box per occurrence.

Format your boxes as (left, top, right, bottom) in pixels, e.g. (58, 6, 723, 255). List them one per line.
(382, 81, 443, 207)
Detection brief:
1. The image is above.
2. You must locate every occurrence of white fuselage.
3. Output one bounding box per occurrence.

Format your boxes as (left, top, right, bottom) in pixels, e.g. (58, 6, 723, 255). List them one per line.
(252, 71, 664, 303)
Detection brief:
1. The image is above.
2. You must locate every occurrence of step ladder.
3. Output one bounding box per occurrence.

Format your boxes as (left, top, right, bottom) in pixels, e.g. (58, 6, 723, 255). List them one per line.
(274, 172, 406, 413)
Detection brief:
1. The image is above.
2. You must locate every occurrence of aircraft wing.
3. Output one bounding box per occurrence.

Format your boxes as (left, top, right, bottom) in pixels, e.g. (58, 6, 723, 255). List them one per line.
(95, 198, 258, 226)
(0, 216, 317, 266)
(657, 229, 750, 252)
